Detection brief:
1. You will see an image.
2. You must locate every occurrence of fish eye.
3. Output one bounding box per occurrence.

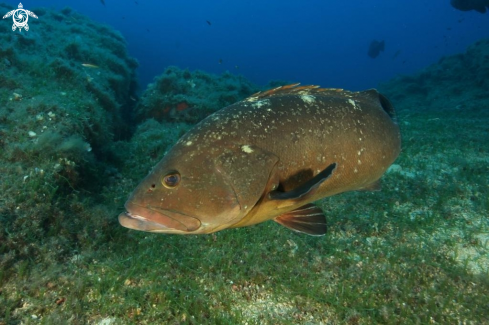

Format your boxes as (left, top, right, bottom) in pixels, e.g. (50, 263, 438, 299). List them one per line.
(162, 172, 181, 189)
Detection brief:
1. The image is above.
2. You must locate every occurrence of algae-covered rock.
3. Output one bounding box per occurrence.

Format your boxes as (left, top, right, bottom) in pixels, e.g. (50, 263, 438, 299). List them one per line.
(379, 38, 489, 111)
(112, 119, 193, 182)
(0, 4, 138, 277)
(135, 66, 260, 123)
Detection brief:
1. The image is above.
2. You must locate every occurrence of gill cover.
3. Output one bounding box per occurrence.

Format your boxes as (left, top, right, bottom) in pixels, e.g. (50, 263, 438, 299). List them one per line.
(214, 144, 279, 223)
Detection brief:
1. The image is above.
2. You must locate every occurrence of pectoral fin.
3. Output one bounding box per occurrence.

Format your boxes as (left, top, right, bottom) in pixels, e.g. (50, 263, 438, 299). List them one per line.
(269, 162, 337, 204)
(274, 204, 327, 236)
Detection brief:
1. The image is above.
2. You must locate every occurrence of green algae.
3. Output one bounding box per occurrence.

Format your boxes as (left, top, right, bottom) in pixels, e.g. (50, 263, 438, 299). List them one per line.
(0, 4, 138, 309)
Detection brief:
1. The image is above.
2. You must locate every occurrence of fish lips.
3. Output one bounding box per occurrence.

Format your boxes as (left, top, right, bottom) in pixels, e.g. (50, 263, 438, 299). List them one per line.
(118, 203, 201, 233)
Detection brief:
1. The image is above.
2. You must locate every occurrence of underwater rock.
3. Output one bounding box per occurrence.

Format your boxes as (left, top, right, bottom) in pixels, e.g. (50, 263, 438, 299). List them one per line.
(135, 66, 260, 124)
(379, 38, 489, 111)
(0, 4, 138, 277)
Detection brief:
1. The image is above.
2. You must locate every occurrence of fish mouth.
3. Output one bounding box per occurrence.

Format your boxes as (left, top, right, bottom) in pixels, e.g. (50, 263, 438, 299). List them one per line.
(118, 203, 201, 234)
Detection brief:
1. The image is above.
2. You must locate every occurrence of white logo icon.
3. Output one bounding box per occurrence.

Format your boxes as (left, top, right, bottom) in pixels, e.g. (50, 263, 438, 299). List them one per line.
(2, 3, 38, 32)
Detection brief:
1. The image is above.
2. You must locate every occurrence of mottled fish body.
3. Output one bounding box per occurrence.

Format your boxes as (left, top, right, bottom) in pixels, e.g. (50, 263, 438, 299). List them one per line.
(119, 85, 401, 236)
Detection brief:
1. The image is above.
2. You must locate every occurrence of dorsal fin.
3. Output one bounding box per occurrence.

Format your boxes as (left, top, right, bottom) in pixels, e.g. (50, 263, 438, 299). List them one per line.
(359, 89, 397, 122)
(245, 84, 345, 101)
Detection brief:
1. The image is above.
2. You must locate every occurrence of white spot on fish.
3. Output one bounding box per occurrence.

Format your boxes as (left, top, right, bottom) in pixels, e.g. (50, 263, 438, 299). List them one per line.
(185, 141, 193, 146)
(251, 99, 269, 108)
(245, 96, 258, 102)
(348, 99, 359, 109)
(301, 95, 315, 104)
(241, 145, 253, 153)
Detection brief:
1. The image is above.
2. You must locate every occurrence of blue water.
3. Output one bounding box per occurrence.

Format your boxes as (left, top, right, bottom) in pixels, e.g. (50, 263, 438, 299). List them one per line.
(3, 0, 489, 91)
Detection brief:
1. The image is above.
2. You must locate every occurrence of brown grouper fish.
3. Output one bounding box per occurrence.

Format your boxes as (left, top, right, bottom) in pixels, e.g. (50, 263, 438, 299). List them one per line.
(119, 84, 401, 236)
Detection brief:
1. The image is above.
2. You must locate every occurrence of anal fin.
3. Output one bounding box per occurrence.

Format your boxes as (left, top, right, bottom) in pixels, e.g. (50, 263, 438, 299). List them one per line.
(274, 204, 327, 236)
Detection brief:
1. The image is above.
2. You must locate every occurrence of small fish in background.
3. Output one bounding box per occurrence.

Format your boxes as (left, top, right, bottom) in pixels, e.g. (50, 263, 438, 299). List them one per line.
(206, 20, 212, 26)
(450, 0, 489, 13)
(81, 63, 99, 69)
(218, 58, 223, 64)
(100, 0, 105, 6)
(368, 40, 385, 58)
(119, 84, 401, 236)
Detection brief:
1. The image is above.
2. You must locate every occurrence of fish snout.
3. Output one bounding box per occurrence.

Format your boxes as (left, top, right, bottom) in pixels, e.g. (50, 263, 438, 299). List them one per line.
(119, 202, 201, 234)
